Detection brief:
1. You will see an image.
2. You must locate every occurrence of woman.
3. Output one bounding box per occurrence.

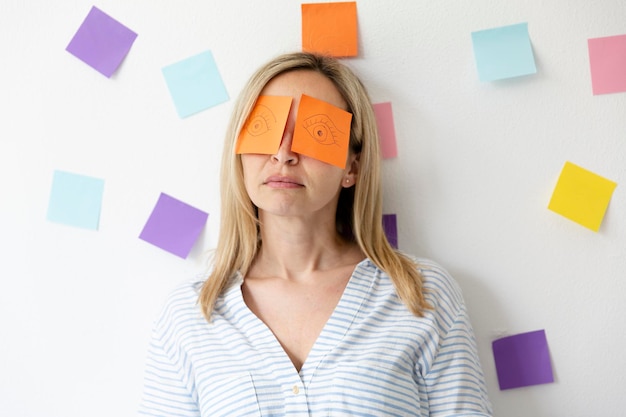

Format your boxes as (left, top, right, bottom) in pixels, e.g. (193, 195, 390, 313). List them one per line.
(140, 52, 492, 416)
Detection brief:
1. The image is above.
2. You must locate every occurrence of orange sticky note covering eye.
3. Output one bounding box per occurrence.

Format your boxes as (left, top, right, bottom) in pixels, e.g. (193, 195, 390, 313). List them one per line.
(236, 95, 293, 155)
(292, 94, 352, 168)
(548, 161, 617, 232)
(301, 2, 358, 57)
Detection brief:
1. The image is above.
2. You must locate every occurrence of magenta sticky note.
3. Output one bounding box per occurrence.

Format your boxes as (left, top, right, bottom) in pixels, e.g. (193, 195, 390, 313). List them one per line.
(382, 214, 398, 249)
(588, 34, 626, 95)
(66, 6, 138, 77)
(139, 193, 208, 259)
(492, 329, 554, 390)
(373, 102, 398, 159)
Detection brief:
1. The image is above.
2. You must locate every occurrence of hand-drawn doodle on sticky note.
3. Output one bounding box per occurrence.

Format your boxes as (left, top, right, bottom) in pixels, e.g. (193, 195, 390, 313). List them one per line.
(65, 6, 138, 78)
(301, 2, 358, 57)
(373, 102, 398, 159)
(236, 95, 293, 155)
(382, 214, 398, 248)
(139, 193, 209, 259)
(471, 22, 537, 82)
(292, 94, 352, 168)
(162, 50, 229, 118)
(548, 161, 617, 232)
(588, 33, 626, 95)
(47, 170, 105, 230)
(492, 330, 555, 390)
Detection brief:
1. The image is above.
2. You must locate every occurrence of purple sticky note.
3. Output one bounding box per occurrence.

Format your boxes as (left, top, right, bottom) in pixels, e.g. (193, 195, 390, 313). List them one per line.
(492, 329, 554, 390)
(139, 193, 209, 259)
(373, 102, 398, 159)
(66, 6, 138, 77)
(382, 214, 398, 249)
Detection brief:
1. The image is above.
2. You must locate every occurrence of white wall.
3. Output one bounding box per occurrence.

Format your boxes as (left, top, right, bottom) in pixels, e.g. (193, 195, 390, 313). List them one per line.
(1, 1, 624, 416)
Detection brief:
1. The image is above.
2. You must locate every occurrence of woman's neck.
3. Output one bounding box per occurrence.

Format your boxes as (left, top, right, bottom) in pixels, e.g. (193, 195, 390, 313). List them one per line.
(251, 214, 362, 281)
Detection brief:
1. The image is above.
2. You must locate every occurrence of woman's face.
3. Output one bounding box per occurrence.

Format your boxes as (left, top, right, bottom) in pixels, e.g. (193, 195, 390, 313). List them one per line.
(240, 70, 357, 224)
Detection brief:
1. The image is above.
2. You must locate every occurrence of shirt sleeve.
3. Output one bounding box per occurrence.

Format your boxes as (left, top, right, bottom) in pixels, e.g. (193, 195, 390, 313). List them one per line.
(424, 304, 493, 416)
(138, 321, 201, 416)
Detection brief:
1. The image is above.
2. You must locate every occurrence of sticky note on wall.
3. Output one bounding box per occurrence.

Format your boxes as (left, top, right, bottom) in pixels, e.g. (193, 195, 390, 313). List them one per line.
(588, 33, 626, 95)
(139, 193, 209, 259)
(373, 102, 398, 159)
(471, 22, 537, 82)
(492, 330, 554, 390)
(162, 50, 229, 118)
(47, 170, 105, 230)
(382, 214, 398, 248)
(548, 162, 617, 231)
(302, 2, 358, 57)
(66, 6, 137, 78)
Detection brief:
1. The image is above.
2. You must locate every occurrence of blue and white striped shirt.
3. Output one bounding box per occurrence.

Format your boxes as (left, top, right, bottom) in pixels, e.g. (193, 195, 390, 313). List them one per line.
(140, 258, 492, 416)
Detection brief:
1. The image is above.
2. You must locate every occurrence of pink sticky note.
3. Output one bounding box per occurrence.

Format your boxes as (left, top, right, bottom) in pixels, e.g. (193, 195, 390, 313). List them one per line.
(373, 102, 398, 159)
(588, 34, 626, 95)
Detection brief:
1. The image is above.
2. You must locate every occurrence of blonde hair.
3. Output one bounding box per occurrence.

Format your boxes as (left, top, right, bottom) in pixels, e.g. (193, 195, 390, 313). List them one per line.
(199, 52, 431, 320)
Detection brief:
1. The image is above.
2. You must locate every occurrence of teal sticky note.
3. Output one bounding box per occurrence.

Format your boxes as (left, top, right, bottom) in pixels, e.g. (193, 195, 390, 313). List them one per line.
(162, 50, 229, 118)
(47, 170, 105, 230)
(471, 22, 537, 82)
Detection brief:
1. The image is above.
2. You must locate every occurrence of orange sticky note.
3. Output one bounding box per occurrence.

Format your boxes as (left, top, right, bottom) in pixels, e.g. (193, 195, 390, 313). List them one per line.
(292, 94, 352, 168)
(548, 162, 617, 231)
(236, 95, 293, 154)
(301, 2, 358, 57)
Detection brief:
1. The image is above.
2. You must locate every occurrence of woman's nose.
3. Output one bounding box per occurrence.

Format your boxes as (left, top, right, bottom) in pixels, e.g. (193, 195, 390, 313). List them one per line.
(271, 131, 299, 165)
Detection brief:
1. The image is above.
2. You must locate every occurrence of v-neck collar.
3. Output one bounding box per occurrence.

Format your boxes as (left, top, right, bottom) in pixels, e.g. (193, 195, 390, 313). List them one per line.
(224, 258, 375, 384)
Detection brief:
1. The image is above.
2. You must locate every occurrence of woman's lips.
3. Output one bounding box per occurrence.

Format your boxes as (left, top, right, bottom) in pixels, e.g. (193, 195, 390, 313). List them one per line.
(263, 175, 304, 188)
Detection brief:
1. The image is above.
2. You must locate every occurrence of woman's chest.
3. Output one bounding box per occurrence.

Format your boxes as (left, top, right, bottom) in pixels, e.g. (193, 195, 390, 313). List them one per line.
(189, 330, 428, 417)
(187, 303, 432, 416)
(241, 273, 351, 371)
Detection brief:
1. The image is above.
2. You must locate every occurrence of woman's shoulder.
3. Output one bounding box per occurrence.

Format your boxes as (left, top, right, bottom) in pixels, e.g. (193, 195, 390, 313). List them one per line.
(165, 278, 204, 305)
(152, 278, 206, 331)
(405, 255, 466, 310)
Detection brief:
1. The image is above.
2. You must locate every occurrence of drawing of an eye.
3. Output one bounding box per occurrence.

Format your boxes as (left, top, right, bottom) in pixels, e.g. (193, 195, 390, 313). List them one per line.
(245, 104, 276, 136)
(302, 114, 341, 145)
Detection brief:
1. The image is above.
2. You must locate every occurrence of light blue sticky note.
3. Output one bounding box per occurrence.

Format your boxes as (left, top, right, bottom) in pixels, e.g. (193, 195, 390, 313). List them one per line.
(47, 170, 105, 230)
(162, 50, 229, 118)
(471, 22, 537, 82)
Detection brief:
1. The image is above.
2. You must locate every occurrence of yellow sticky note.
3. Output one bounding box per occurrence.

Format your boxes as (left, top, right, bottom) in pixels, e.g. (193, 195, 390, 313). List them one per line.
(236, 95, 293, 155)
(548, 162, 617, 231)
